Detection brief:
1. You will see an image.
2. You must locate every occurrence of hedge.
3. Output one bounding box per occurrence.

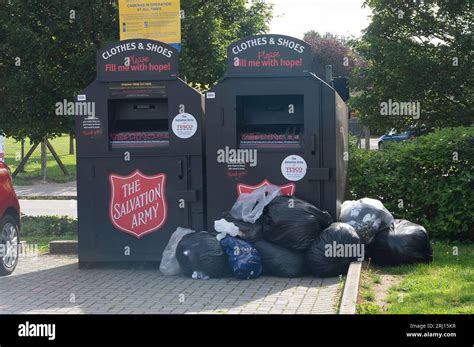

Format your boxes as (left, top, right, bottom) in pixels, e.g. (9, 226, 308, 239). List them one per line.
(21, 216, 78, 237)
(349, 126, 474, 241)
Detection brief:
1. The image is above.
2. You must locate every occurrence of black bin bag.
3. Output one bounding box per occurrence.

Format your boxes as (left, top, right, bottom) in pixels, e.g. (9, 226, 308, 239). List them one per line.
(368, 219, 433, 266)
(262, 196, 333, 251)
(306, 223, 361, 278)
(253, 240, 307, 278)
(176, 231, 232, 278)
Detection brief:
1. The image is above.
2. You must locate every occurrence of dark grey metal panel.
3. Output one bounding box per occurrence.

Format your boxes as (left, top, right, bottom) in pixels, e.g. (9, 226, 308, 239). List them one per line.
(205, 74, 350, 229)
(76, 79, 204, 158)
(76, 66, 204, 265)
(77, 156, 190, 263)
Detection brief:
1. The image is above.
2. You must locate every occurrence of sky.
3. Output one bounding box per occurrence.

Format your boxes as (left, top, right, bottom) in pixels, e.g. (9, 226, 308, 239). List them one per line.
(267, 0, 372, 39)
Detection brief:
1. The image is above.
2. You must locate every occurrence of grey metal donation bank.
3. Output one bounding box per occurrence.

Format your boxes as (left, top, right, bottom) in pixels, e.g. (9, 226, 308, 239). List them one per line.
(205, 34, 349, 230)
(76, 39, 204, 266)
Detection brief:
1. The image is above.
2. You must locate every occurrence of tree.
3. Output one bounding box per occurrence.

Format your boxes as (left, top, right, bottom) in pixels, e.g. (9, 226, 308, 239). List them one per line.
(303, 31, 362, 80)
(0, 0, 273, 179)
(349, 0, 473, 134)
(0, 0, 118, 143)
(0, 0, 118, 178)
(180, 0, 273, 85)
(0, 0, 272, 141)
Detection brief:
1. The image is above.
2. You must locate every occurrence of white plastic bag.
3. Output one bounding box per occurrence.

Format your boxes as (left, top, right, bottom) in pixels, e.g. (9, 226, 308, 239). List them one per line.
(160, 227, 195, 275)
(230, 185, 281, 224)
(214, 218, 241, 241)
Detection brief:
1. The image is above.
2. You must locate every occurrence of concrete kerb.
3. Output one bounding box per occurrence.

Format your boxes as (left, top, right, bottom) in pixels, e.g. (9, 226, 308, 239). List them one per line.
(49, 240, 78, 255)
(339, 261, 362, 314)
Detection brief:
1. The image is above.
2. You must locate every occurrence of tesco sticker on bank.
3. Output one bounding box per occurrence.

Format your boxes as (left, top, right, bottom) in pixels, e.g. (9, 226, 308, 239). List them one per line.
(109, 170, 167, 238)
(172, 113, 197, 139)
(281, 155, 307, 181)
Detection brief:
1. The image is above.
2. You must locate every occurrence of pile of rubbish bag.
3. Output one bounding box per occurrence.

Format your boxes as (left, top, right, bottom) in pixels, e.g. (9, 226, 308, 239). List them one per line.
(339, 198, 432, 266)
(306, 222, 361, 278)
(160, 187, 432, 280)
(262, 196, 333, 251)
(367, 219, 433, 266)
(175, 231, 232, 279)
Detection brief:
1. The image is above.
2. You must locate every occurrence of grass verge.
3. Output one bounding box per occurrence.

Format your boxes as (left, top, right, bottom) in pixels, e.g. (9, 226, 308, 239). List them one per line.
(357, 266, 383, 314)
(357, 242, 474, 314)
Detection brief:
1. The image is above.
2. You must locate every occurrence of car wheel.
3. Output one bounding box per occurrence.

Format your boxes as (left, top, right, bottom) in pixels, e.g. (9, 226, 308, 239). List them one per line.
(378, 142, 384, 150)
(0, 215, 20, 276)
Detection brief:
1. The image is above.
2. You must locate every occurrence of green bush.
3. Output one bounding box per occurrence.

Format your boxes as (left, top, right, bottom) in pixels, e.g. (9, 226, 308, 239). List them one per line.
(21, 216, 77, 237)
(349, 126, 474, 241)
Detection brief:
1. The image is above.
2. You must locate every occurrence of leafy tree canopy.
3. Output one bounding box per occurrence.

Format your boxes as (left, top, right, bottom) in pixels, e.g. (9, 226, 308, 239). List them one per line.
(180, 0, 272, 85)
(349, 0, 473, 134)
(0, 0, 118, 143)
(303, 31, 362, 80)
(0, 0, 273, 142)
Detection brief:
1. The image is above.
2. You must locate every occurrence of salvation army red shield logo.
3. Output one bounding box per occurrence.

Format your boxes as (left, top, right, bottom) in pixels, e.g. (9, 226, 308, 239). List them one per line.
(109, 170, 167, 239)
(237, 179, 295, 196)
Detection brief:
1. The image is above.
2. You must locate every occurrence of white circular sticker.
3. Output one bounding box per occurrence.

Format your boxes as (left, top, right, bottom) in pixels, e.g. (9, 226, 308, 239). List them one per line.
(281, 155, 307, 181)
(172, 113, 197, 139)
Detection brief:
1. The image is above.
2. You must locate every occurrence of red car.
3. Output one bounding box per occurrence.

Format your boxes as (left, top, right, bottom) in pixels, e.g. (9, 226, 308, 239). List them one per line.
(0, 162, 20, 276)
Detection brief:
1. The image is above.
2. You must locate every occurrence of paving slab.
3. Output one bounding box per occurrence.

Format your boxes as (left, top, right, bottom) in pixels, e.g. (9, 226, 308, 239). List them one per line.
(14, 182, 77, 198)
(0, 254, 341, 314)
(19, 199, 77, 218)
